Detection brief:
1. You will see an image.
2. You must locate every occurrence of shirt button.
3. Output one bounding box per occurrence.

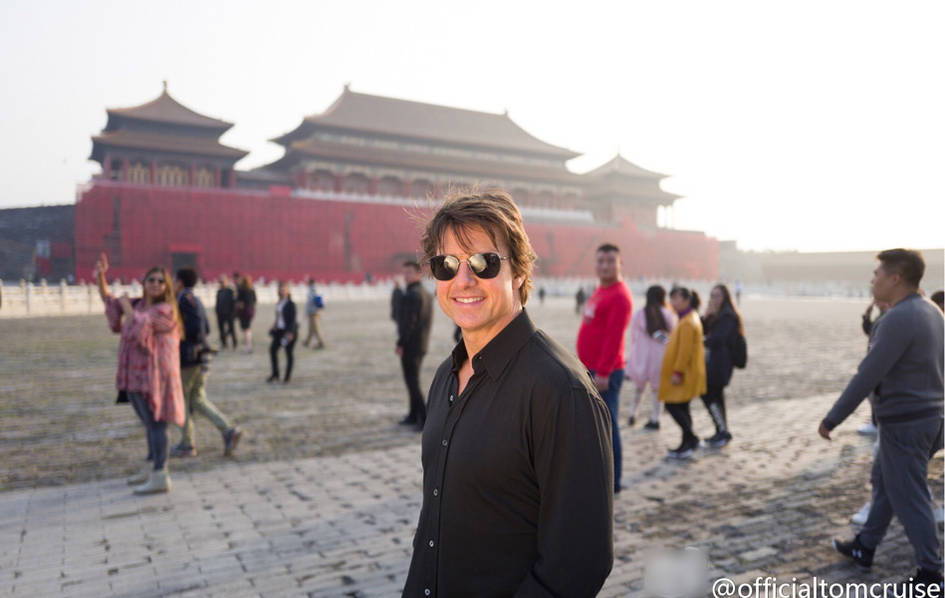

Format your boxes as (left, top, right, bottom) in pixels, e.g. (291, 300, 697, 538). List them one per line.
(424, 590, 431, 596)
(433, 488, 438, 496)
(428, 540, 435, 548)
(441, 439, 448, 447)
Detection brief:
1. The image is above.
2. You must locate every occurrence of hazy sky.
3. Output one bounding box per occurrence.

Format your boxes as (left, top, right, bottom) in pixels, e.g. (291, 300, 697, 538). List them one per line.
(2, 0, 942, 252)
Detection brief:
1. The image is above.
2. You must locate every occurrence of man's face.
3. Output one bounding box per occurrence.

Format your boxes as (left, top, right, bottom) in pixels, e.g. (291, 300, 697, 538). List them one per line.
(219, 275, 228, 287)
(595, 250, 620, 283)
(435, 226, 522, 340)
(871, 263, 899, 303)
(403, 266, 421, 285)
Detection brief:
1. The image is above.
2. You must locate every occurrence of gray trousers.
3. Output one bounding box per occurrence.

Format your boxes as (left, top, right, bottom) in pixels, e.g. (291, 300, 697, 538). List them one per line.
(859, 416, 944, 571)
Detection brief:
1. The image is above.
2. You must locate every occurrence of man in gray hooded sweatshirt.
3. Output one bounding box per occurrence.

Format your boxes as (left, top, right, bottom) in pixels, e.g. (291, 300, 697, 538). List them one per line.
(819, 249, 943, 589)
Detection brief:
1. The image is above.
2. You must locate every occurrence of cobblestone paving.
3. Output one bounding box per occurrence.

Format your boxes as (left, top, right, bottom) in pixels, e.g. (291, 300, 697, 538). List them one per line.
(1, 297, 942, 596)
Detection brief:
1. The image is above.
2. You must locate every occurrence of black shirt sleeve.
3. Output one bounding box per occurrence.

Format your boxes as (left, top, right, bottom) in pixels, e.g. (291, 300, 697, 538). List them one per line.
(515, 379, 614, 597)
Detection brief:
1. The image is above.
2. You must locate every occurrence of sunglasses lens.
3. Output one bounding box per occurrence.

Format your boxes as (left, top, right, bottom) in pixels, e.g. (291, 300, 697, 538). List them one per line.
(431, 255, 460, 280)
(468, 253, 487, 274)
(474, 253, 502, 279)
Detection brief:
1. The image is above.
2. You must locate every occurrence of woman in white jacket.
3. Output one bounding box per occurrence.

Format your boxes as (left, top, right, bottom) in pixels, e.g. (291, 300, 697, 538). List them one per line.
(625, 285, 676, 429)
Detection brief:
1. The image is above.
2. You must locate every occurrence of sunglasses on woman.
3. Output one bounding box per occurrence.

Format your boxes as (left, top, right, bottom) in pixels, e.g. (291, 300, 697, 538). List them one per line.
(428, 253, 509, 281)
(145, 277, 165, 284)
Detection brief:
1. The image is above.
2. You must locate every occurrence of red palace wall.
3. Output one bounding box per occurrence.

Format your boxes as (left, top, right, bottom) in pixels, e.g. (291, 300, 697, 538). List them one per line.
(74, 182, 718, 283)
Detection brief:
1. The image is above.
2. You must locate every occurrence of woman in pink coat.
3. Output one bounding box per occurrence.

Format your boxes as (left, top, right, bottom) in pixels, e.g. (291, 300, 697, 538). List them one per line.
(95, 253, 185, 494)
(625, 285, 677, 429)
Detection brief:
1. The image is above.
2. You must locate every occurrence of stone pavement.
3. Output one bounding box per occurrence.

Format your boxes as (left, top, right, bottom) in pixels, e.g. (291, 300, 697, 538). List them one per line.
(0, 297, 875, 490)
(2, 390, 941, 597)
(1, 296, 942, 596)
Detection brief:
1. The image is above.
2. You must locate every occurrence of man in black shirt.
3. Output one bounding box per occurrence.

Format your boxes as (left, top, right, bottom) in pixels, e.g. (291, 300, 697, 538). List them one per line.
(402, 189, 613, 598)
(215, 274, 237, 350)
(396, 261, 433, 430)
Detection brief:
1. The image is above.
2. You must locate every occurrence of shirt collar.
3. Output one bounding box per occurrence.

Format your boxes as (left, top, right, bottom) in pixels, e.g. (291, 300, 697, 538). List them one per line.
(450, 309, 537, 380)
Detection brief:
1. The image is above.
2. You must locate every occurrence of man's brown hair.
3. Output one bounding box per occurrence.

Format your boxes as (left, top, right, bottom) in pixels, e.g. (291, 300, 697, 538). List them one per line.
(420, 188, 537, 305)
(877, 248, 925, 288)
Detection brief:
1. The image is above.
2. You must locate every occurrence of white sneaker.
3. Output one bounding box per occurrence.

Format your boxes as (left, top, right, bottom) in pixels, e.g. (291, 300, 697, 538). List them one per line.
(851, 502, 871, 526)
(133, 469, 171, 494)
(857, 422, 878, 436)
(126, 462, 151, 485)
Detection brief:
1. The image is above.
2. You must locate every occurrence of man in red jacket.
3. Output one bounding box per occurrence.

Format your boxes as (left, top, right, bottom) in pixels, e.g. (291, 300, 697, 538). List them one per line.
(577, 243, 633, 494)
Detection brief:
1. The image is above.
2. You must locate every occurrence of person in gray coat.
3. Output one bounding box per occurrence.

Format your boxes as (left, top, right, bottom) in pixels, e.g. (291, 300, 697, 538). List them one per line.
(820, 249, 943, 590)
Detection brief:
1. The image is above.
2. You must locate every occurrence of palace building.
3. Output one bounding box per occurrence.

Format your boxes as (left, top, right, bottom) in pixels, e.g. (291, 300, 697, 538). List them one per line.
(6, 85, 719, 283)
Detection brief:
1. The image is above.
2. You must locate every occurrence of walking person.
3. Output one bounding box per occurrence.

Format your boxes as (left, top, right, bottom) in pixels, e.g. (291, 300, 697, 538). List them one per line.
(235, 274, 257, 353)
(171, 267, 243, 458)
(856, 300, 889, 436)
(267, 281, 298, 384)
(403, 189, 612, 597)
(215, 274, 238, 350)
(302, 278, 326, 349)
(700, 283, 743, 448)
(395, 261, 432, 430)
(575, 286, 587, 314)
(825, 249, 944, 591)
(94, 253, 185, 494)
(626, 285, 676, 430)
(577, 243, 632, 494)
(658, 286, 707, 459)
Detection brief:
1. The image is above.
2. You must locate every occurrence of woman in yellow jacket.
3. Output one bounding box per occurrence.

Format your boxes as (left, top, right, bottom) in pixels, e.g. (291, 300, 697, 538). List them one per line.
(658, 286, 707, 459)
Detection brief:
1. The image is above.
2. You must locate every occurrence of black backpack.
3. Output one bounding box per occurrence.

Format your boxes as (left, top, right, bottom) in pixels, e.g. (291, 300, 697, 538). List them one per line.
(731, 329, 748, 369)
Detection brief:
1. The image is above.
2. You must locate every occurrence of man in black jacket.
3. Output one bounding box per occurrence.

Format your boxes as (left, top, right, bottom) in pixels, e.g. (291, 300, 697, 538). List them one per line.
(171, 268, 242, 458)
(268, 281, 298, 384)
(215, 274, 237, 350)
(402, 189, 613, 598)
(395, 261, 432, 430)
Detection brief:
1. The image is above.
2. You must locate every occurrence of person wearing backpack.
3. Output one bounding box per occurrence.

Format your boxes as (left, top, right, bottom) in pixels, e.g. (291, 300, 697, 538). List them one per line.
(700, 283, 745, 448)
(303, 278, 326, 350)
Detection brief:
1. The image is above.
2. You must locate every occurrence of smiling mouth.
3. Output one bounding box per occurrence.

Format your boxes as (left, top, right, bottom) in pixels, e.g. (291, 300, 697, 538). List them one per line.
(454, 297, 484, 304)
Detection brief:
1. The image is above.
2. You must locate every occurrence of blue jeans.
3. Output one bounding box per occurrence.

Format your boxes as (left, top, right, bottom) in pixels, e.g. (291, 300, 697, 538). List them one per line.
(592, 369, 624, 492)
(128, 392, 168, 471)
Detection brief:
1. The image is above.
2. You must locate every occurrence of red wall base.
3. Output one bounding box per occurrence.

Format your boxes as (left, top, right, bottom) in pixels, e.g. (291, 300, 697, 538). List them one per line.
(74, 182, 719, 283)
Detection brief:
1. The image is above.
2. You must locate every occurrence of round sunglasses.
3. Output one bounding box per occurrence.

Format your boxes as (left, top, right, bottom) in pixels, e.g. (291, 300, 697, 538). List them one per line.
(428, 253, 509, 281)
(144, 277, 166, 284)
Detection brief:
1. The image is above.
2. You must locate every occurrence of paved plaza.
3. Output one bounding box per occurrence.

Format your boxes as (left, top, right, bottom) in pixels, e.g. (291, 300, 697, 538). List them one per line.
(1, 296, 942, 596)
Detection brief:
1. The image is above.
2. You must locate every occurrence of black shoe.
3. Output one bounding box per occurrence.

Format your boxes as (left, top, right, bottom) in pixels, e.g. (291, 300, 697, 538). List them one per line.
(628, 415, 636, 427)
(413, 421, 425, 433)
(833, 535, 874, 570)
(643, 420, 660, 431)
(706, 431, 733, 448)
(223, 427, 243, 457)
(399, 416, 417, 426)
(266, 375, 278, 383)
(668, 436, 699, 460)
